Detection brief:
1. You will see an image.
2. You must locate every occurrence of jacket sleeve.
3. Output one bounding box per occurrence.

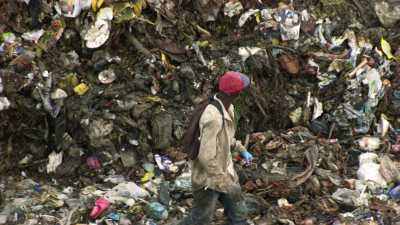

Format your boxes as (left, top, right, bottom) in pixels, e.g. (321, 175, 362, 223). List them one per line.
(197, 107, 224, 177)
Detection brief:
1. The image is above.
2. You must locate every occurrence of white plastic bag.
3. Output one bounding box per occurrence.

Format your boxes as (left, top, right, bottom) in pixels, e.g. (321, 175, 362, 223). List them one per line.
(58, 0, 91, 18)
(105, 182, 150, 206)
(357, 153, 387, 187)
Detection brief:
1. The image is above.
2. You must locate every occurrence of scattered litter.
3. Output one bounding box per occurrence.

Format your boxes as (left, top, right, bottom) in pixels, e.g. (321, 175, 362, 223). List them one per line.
(46, 151, 63, 174)
(238, 9, 260, 27)
(0, 97, 10, 111)
(358, 136, 381, 151)
(147, 202, 168, 221)
(276, 7, 301, 41)
(104, 182, 150, 205)
(21, 29, 44, 43)
(357, 153, 387, 187)
(238, 47, 267, 62)
(90, 197, 111, 219)
(154, 154, 178, 172)
(86, 155, 101, 170)
(223, 1, 243, 18)
(57, 0, 92, 18)
(1, 0, 400, 224)
(98, 69, 116, 84)
(83, 7, 113, 48)
(73, 83, 89, 95)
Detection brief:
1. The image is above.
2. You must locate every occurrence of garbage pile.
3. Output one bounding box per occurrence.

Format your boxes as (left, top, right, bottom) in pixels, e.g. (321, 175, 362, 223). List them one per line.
(1, 0, 400, 224)
(241, 127, 400, 224)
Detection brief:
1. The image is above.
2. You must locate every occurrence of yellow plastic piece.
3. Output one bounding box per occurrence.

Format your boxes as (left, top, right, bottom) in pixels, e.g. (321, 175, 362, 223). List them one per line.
(161, 52, 167, 64)
(74, 83, 89, 95)
(255, 12, 261, 24)
(272, 38, 280, 45)
(141, 171, 155, 183)
(132, 0, 146, 16)
(381, 37, 394, 60)
(198, 40, 209, 48)
(92, 0, 97, 11)
(92, 0, 104, 12)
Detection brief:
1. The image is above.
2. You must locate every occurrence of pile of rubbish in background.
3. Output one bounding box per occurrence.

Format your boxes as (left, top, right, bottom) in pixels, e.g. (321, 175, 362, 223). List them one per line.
(1, 0, 400, 224)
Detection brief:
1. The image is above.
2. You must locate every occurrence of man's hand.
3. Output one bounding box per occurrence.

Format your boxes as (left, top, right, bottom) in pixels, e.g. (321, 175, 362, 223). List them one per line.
(226, 183, 243, 201)
(241, 151, 253, 162)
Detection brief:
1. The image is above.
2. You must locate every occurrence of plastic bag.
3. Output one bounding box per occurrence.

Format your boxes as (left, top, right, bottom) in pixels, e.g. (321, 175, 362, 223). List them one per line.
(147, 202, 168, 221)
(332, 188, 360, 207)
(357, 153, 387, 187)
(275, 9, 301, 41)
(105, 182, 150, 206)
(358, 136, 381, 151)
(58, 0, 91, 18)
(379, 155, 400, 183)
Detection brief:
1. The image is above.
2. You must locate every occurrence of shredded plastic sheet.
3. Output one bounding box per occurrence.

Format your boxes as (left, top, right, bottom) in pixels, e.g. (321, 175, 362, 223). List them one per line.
(47, 151, 63, 173)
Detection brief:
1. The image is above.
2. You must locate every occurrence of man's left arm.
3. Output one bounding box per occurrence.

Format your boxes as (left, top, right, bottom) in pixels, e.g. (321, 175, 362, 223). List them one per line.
(231, 138, 246, 153)
(230, 106, 253, 162)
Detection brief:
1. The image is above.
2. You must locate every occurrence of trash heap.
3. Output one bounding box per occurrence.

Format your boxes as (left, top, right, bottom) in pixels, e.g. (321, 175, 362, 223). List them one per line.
(240, 127, 400, 224)
(1, 0, 400, 224)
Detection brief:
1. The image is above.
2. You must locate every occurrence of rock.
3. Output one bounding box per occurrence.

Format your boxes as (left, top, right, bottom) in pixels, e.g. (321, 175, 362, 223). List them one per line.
(375, 0, 400, 27)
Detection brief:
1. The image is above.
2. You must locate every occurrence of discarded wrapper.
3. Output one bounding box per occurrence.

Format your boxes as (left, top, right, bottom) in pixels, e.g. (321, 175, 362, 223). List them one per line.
(98, 69, 116, 84)
(87, 155, 101, 170)
(358, 136, 381, 151)
(0, 97, 10, 111)
(224, 1, 243, 18)
(90, 197, 111, 219)
(74, 83, 89, 95)
(276, 9, 301, 41)
(57, 0, 92, 18)
(84, 7, 113, 48)
(154, 154, 178, 172)
(238, 9, 259, 27)
(22, 29, 44, 43)
(47, 151, 63, 173)
(50, 88, 68, 100)
(147, 202, 168, 221)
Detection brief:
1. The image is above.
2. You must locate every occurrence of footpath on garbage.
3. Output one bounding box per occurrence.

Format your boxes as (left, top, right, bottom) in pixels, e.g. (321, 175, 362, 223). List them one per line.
(1, 0, 400, 224)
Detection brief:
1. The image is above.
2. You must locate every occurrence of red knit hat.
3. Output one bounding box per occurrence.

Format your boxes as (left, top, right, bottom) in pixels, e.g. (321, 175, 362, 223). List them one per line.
(218, 71, 250, 95)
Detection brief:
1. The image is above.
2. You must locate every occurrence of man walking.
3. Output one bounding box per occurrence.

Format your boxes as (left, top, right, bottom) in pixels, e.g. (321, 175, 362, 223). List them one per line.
(180, 71, 253, 225)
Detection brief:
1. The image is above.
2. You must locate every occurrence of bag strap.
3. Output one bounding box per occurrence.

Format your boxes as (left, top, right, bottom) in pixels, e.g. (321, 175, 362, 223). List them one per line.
(209, 97, 225, 128)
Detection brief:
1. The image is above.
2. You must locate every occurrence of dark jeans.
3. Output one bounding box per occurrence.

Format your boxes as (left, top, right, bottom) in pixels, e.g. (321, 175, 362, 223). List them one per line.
(179, 188, 249, 225)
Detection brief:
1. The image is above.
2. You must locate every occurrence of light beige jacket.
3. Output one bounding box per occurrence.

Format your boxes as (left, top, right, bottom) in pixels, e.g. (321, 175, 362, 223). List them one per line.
(191, 96, 246, 193)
